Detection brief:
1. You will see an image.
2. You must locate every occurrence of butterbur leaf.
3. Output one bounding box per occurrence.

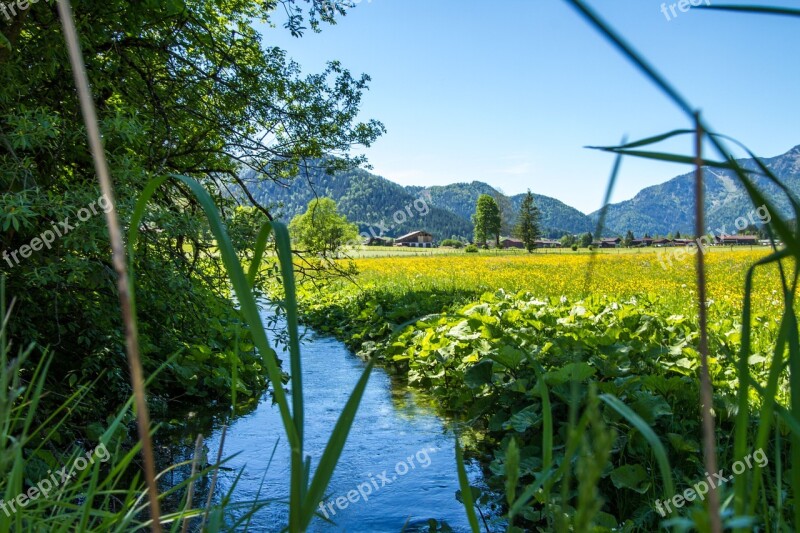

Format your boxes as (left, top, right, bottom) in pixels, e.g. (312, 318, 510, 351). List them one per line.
(544, 362, 596, 386)
(503, 405, 542, 432)
(630, 391, 672, 425)
(610, 464, 651, 493)
(667, 432, 700, 454)
(490, 345, 525, 369)
(464, 359, 493, 388)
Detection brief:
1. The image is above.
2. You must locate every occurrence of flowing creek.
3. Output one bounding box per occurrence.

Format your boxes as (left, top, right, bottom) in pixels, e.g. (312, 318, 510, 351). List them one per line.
(164, 308, 485, 532)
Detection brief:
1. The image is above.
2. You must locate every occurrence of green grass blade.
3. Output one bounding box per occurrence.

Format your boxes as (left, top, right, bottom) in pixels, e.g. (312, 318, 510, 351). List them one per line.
(272, 221, 306, 531)
(127, 175, 300, 467)
(747, 308, 790, 516)
(699, 5, 800, 17)
(455, 438, 481, 533)
(248, 221, 274, 286)
(785, 304, 800, 529)
(587, 129, 694, 151)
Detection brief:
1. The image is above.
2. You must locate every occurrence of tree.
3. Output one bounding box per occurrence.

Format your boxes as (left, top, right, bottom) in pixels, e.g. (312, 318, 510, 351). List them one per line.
(513, 190, 541, 252)
(473, 194, 501, 247)
(290, 198, 359, 254)
(624, 230, 635, 247)
(580, 232, 593, 248)
(560, 234, 577, 247)
(675, 230, 682, 239)
(0, 0, 382, 416)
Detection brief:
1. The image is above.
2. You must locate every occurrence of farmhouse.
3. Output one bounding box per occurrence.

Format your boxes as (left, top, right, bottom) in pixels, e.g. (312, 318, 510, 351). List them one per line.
(593, 237, 621, 248)
(535, 239, 563, 248)
(364, 236, 391, 246)
(395, 230, 434, 248)
(630, 238, 653, 247)
(715, 234, 759, 245)
(501, 238, 525, 249)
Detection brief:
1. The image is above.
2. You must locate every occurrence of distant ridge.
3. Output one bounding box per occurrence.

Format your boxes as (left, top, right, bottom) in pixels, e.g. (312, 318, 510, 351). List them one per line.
(590, 144, 800, 235)
(241, 144, 800, 240)
(244, 167, 593, 240)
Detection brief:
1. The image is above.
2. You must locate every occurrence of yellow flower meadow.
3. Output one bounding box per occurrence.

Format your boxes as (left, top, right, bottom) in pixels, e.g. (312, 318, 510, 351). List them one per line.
(348, 248, 787, 317)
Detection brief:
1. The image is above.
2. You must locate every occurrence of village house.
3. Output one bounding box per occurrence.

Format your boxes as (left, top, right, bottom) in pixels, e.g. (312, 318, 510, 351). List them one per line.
(363, 236, 391, 246)
(630, 237, 654, 247)
(501, 238, 525, 249)
(593, 237, 621, 248)
(715, 234, 759, 246)
(535, 239, 563, 248)
(394, 230, 434, 248)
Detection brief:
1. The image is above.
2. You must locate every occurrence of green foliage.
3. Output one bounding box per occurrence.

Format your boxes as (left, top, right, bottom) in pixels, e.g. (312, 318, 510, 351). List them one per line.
(580, 232, 594, 247)
(513, 190, 541, 252)
(440, 238, 464, 248)
(560, 233, 577, 247)
(473, 194, 501, 247)
(0, 0, 381, 422)
(465, 244, 479, 253)
(624, 229, 635, 247)
(289, 197, 359, 254)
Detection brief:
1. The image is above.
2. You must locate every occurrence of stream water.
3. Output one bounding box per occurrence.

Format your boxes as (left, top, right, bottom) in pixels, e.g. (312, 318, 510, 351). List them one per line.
(169, 309, 485, 532)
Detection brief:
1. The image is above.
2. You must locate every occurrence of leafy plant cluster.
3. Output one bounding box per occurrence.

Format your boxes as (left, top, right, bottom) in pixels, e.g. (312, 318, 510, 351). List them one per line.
(294, 279, 786, 530)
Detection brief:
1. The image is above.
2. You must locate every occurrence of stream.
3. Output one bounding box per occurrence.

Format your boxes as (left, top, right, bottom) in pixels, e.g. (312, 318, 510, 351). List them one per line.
(169, 307, 485, 532)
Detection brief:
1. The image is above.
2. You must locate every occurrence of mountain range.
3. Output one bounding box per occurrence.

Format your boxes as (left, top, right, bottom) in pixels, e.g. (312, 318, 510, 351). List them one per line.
(242, 145, 800, 240)
(589, 145, 800, 235)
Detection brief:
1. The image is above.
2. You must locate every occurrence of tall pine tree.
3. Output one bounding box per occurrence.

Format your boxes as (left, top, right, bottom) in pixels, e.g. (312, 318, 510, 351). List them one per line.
(514, 190, 541, 252)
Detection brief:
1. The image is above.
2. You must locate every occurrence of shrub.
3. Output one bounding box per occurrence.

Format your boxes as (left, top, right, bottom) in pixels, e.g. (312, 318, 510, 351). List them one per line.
(440, 239, 463, 248)
(465, 245, 479, 253)
(571, 244, 579, 251)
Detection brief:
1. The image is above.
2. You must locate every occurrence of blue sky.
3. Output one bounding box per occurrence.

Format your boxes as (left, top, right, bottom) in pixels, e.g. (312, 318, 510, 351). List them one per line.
(257, 1, 800, 214)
